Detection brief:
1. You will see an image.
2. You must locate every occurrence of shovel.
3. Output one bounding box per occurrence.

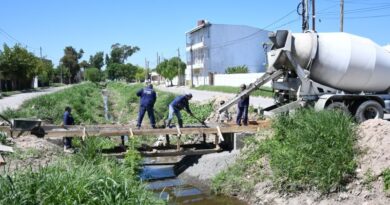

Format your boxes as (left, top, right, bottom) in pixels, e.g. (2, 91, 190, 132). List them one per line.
(190, 114, 208, 128)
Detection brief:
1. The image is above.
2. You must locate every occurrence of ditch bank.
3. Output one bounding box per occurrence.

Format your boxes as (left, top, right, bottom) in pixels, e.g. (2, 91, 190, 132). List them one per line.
(216, 118, 390, 205)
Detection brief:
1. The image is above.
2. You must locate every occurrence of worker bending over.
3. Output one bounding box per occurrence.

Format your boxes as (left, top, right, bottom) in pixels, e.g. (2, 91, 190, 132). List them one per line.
(166, 93, 193, 128)
(136, 84, 157, 129)
(236, 84, 249, 126)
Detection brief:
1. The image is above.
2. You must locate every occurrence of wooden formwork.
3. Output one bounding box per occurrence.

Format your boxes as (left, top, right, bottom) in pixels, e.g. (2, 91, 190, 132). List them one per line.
(0, 120, 270, 157)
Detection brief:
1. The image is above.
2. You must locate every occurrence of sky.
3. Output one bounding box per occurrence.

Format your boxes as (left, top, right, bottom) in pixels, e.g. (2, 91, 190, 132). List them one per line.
(1, 0, 389, 68)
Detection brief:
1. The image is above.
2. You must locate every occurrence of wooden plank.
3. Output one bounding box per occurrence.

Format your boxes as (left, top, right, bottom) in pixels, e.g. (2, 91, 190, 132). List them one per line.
(140, 148, 222, 157)
(7, 120, 271, 138)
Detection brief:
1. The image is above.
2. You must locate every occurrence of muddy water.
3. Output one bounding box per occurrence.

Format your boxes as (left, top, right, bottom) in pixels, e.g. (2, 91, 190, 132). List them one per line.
(141, 157, 247, 205)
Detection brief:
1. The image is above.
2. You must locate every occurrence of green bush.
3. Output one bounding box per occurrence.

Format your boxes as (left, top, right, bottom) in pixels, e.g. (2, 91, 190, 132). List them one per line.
(263, 109, 356, 192)
(85, 67, 102, 83)
(225, 65, 248, 74)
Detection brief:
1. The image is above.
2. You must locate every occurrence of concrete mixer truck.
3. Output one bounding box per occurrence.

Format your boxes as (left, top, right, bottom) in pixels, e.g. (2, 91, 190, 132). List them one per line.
(218, 30, 390, 122)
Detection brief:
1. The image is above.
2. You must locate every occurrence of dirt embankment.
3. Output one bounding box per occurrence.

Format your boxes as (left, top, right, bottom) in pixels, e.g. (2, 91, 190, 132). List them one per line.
(241, 119, 390, 205)
(1, 136, 62, 174)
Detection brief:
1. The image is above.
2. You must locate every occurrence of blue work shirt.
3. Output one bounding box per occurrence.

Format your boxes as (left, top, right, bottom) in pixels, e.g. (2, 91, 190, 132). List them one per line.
(63, 111, 75, 125)
(238, 95, 250, 108)
(170, 95, 191, 113)
(137, 87, 156, 107)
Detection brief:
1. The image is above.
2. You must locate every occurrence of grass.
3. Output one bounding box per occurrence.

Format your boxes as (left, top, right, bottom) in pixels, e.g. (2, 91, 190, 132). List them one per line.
(0, 82, 165, 204)
(194, 85, 274, 98)
(0, 138, 164, 205)
(212, 109, 357, 195)
(212, 131, 271, 195)
(383, 168, 390, 193)
(1, 82, 106, 124)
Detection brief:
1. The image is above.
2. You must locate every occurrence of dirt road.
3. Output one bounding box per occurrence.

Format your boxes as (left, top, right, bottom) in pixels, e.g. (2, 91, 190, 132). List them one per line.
(0, 86, 69, 113)
(157, 85, 275, 108)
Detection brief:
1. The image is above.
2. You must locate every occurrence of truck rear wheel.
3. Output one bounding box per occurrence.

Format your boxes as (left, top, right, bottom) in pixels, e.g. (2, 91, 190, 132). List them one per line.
(326, 102, 350, 115)
(355, 100, 384, 123)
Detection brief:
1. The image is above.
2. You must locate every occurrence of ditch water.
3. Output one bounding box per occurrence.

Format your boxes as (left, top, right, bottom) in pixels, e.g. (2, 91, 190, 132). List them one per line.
(141, 156, 247, 205)
(101, 90, 246, 205)
(102, 89, 112, 121)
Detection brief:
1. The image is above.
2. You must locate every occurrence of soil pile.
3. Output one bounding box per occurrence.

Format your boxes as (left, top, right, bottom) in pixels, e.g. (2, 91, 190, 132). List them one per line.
(1, 136, 61, 173)
(357, 119, 390, 177)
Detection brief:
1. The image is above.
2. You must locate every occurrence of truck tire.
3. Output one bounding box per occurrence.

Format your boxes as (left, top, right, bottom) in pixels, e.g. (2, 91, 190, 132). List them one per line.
(355, 100, 384, 123)
(326, 102, 350, 115)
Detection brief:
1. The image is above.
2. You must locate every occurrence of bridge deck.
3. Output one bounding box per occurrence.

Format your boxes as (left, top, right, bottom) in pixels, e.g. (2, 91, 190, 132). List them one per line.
(0, 120, 270, 138)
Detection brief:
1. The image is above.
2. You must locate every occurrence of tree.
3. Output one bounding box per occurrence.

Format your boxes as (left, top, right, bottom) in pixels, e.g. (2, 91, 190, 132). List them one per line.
(53, 65, 71, 84)
(156, 57, 186, 86)
(135, 66, 146, 82)
(225, 65, 249, 74)
(84, 67, 101, 83)
(89, 52, 104, 70)
(60, 46, 84, 83)
(37, 59, 54, 86)
(106, 43, 140, 65)
(0, 44, 39, 90)
(106, 63, 137, 82)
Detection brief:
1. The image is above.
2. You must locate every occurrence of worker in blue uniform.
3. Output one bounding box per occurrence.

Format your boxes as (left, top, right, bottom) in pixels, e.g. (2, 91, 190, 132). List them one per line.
(166, 93, 193, 128)
(236, 84, 249, 126)
(136, 84, 157, 129)
(63, 106, 75, 153)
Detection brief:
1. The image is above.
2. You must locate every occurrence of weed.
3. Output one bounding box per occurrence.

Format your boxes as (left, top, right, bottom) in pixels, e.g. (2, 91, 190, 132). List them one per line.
(383, 168, 390, 193)
(263, 109, 357, 192)
(363, 169, 375, 190)
(0, 137, 164, 205)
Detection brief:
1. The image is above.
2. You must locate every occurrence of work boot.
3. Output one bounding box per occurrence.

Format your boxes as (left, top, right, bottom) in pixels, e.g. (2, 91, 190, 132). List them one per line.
(166, 120, 172, 128)
(178, 119, 183, 128)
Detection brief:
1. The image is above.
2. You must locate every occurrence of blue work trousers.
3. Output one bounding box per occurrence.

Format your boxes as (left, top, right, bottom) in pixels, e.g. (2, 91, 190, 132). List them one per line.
(137, 105, 156, 127)
(168, 104, 182, 121)
(236, 106, 249, 125)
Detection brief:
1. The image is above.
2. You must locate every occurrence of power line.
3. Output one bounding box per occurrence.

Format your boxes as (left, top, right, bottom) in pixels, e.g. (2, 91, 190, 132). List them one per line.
(208, 8, 298, 50)
(0, 27, 39, 50)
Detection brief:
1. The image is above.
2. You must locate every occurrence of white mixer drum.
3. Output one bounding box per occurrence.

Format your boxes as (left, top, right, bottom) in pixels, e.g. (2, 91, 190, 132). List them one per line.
(295, 32, 390, 92)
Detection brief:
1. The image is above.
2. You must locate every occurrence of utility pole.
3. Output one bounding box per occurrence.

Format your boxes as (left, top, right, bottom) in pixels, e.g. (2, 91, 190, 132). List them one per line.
(301, 0, 309, 32)
(340, 0, 344, 32)
(177, 48, 181, 86)
(190, 47, 194, 87)
(312, 0, 316, 31)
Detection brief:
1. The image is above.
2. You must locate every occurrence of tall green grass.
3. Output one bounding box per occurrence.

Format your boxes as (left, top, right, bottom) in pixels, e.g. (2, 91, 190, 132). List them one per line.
(194, 85, 273, 98)
(1, 83, 106, 124)
(0, 138, 164, 205)
(213, 109, 357, 194)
